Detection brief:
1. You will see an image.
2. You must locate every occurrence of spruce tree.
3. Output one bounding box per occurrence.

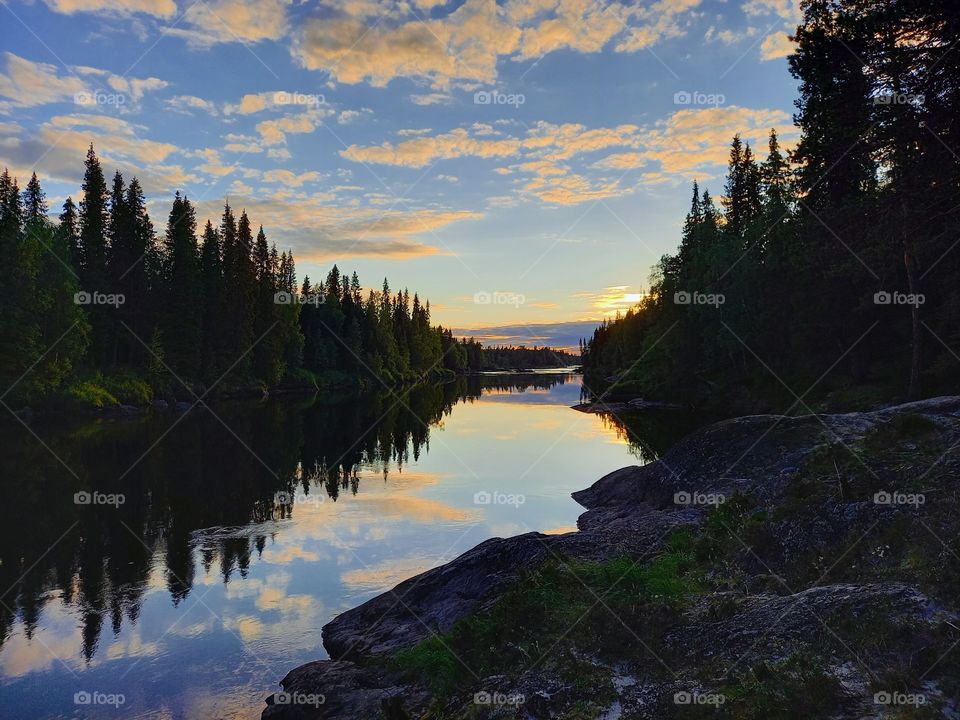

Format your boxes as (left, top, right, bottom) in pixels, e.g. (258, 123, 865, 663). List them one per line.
(161, 192, 201, 379)
(199, 220, 225, 383)
(59, 197, 81, 270)
(78, 145, 111, 364)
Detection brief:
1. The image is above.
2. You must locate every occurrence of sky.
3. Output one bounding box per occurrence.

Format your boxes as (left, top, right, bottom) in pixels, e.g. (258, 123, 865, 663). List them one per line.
(0, 0, 802, 348)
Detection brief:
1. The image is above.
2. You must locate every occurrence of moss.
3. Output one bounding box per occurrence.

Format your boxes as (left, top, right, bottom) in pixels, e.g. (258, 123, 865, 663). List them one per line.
(820, 384, 895, 412)
(790, 415, 948, 508)
(862, 413, 940, 453)
(673, 654, 845, 719)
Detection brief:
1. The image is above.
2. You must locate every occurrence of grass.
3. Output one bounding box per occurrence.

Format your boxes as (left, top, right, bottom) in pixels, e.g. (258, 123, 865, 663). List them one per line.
(390, 547, 703, 699)
(716, 654, 844, 720)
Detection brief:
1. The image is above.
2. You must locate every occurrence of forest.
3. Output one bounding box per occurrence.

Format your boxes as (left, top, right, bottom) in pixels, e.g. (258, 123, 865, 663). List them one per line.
(0, 146, 565, 410)
(583, 0, 960, 411)
(456, 341, 580, 371)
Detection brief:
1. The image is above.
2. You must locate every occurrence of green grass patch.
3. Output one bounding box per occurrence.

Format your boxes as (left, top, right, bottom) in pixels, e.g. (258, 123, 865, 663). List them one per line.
(390, 550, 703, 698)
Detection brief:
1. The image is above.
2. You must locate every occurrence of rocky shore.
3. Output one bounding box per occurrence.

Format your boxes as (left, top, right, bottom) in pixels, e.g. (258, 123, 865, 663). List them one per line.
(264, 397, 960, 719)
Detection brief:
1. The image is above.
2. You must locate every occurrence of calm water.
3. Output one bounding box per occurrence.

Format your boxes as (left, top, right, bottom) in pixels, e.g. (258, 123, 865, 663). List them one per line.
(0, 374, 697, 719)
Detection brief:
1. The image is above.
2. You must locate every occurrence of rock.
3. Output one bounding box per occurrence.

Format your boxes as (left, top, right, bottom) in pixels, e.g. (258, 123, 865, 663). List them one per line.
(262, 660, 429, 720)
(174, 401, 192, 413)
(152, 400, 169, 411)
(117, 404, 140, 415)
(571, 398, 686, 414)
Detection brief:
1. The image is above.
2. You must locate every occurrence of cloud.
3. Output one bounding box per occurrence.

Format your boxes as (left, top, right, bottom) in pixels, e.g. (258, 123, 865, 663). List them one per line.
(106, 75, 168, 102)
(339, 106, 795, 205)
(296, 0, 520, 89)
(46, 114, 178, 164)
(223, 141, 262, 153)
(0, 53, 87, 109)
(614, 0, 702, 52)
(255, 111, 325, 146)
(0, 54, 168, 112)
(185, 186, 480, 261)
(337, 109, 362, 124)
(44, 0, 176, 18)
(760, 31, 794, 60)
(289, 0, 708, 90)
(166, 95, 219, 115)
(165, 0, 291, 46)
(262, 169, 322, 186)
(0, 114, 194, 195)
(410, 93, 452, 106)
(224, 90, 329, 116)
(584, 285, 651, 316)
(514, 0, 632, 58)
(743, 0, 802, 24)
(451, 320, 600, 351)
(341, 127, 521, 168)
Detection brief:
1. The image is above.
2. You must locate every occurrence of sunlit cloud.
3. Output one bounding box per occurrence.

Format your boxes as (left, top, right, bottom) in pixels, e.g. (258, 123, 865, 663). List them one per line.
(760, 31, 795, 60)
(44, 0, 176, 18)
(164, 0, 291, 46)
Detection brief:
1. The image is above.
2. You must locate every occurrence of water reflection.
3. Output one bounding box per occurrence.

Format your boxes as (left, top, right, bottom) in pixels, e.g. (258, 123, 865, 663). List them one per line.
(0, 373, 697, 719)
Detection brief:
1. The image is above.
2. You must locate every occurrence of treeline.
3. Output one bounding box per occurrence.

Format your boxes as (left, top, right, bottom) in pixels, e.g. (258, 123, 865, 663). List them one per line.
(454, 341, 580, 370)
(584, 0, 960, 410)
(0, 145, 460, 406)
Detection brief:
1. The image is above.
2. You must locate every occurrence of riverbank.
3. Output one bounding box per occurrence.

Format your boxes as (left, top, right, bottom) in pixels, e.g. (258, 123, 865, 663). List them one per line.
(10, 366, 462, 420)
(14, 366, 586, 420)
(263, 396, 960, 719)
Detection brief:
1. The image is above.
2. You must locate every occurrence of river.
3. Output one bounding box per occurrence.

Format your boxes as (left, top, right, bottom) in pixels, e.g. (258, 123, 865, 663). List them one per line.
(0, 373, 698, 719)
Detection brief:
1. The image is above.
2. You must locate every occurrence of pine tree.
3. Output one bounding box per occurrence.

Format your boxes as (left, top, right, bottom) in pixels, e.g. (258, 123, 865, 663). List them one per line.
(161, 192, 201, 379)
(121, 178, 155, 364)
(252, 226, 282, 383)
(78, 144, 111, 364)
(0, 169, 38, 392)
(59, 197, 81, 270)
(199, 220, 225, 382)
(23, 172, 46, 227)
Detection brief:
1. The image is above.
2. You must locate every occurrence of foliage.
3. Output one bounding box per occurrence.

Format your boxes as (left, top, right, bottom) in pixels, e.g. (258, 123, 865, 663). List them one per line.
(583, 0, 960, 410)
(0, 147, 463, 405)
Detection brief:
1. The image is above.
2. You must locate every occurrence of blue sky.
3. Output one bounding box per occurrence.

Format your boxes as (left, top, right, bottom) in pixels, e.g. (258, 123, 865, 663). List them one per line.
(0, 0, 801, 345)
